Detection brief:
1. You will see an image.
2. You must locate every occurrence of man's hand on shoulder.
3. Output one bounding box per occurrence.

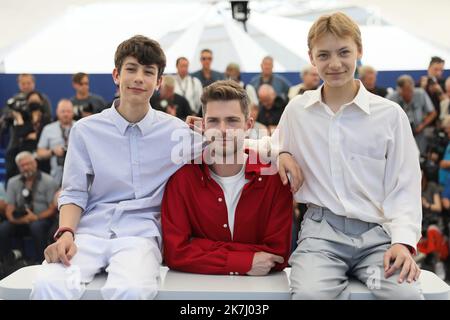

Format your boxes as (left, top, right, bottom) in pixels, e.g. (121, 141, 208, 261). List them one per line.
(278, 152, 304, 193)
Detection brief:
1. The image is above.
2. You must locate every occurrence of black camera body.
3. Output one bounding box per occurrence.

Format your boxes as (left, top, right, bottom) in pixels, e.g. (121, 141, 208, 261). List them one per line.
(427, 129, 448, 159)
(426, 77, 437, 86)
(13, 188, 33, 219)
(5, 95, 42, 123)
(7, 96, 28, 113)
(56, 145, 68, 166)
(1, 96, 27, 125)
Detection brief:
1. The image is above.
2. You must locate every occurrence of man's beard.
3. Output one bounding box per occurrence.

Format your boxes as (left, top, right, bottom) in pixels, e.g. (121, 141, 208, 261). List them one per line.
(22, 170, 36, 179)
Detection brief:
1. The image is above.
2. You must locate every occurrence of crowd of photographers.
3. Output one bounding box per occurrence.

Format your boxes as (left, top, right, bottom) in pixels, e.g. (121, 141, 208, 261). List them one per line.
(0, 72, 108, 275)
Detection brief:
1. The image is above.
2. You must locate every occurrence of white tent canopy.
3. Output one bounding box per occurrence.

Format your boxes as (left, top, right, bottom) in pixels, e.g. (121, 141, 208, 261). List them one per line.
(1, 0, 449, 73)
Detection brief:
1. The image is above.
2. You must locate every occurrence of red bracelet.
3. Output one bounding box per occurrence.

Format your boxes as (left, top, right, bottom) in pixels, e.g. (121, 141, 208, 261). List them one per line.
(53, 227, 75, 241)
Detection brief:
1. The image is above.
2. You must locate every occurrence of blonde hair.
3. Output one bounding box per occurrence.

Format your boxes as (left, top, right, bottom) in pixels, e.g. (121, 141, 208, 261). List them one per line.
(15, 151, 34, 165)
(358, 65, 377, 79)
(162, 75, 175, 87)
(300, 65, 316, 79)
(308, 12, 362, 51)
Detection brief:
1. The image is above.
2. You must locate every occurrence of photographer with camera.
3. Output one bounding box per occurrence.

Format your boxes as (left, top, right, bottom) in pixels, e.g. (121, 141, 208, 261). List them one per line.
(70, 72, 107, 120)
(419, 57, 446, 113)
(10, 74, 52, 117)
(150, 75, 192, 120)
(3, 91, 51, 184)
(0, 152, 57, 264)
(37, 99, 75, 186)
(387, 74, 437, 155)
(1, 74, 51, 148)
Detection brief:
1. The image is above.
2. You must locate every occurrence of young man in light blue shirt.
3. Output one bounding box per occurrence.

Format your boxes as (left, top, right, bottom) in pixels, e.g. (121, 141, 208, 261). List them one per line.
(31, 35, 203, 300)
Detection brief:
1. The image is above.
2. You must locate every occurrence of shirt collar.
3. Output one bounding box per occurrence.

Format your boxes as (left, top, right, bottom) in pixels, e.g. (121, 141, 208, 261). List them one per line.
(352, 80, 371, 115)
(109, 99, 155, 136)
(304, 79, 371, 115)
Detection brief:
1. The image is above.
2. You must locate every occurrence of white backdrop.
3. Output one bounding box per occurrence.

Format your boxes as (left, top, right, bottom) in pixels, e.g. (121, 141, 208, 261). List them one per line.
(1, 0, 449, 73)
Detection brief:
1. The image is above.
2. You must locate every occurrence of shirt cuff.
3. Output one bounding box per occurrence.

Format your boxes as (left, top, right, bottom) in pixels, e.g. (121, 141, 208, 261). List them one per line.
(393, 243, 417, 255)
(58, 190, 88, 211)
(226, 251, 255, 275)
(390, 225, 419, 254)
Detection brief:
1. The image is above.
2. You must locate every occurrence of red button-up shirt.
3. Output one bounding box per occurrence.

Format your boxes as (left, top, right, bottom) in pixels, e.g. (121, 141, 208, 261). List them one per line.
(162, 150, 293, 275)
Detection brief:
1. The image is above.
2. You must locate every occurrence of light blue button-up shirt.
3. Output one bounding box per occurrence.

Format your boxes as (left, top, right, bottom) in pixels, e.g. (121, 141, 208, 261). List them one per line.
(58, 100, 203, 245)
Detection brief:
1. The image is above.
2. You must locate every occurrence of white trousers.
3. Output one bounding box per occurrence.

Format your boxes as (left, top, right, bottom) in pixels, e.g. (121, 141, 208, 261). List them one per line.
(30, 234, 162, 300)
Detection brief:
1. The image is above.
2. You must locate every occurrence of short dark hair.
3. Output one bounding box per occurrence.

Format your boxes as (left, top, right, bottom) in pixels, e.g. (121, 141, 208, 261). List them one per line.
(114, 35, 166, 78)
(396, 74, 415, 88)
(176, 57, 188, 66)
(72, 72, 88, 84)
(201, 49, 213, 55)
(429, 56, 445, 67)
(201, 80, 249, 119)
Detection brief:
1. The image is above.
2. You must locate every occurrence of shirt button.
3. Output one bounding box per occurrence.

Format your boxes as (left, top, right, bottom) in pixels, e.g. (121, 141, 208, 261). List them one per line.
(258, 177, 262, 181)
(229, 272, 233, 275)
(218, 197, 223, 202)
(223, 224, 228, 228)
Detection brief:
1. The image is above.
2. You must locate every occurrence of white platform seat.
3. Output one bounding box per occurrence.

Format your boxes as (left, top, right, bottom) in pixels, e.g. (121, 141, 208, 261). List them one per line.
(0, 266, 448, 300)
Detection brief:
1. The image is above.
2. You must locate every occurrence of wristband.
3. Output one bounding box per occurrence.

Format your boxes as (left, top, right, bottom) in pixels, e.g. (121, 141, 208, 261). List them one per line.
(278, 151, 293, 156)
(53, 227, 75, 241)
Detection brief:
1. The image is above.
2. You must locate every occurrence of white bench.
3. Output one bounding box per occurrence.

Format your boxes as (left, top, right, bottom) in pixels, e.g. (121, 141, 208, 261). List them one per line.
(0, 265, 448, 300)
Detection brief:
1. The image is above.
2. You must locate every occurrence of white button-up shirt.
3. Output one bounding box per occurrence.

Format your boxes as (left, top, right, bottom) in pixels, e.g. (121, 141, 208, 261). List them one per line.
(59, 101, 203, 245)
(273, 81, 422, 249)
(174, 75, 203, 114)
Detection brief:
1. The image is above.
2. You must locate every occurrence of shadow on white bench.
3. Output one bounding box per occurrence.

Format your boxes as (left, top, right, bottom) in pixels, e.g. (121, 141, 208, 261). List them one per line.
(0, 266, 449, 300)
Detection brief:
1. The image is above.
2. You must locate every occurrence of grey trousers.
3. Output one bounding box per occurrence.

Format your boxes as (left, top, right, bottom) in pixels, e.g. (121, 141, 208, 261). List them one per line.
(289, 206, 424, 300)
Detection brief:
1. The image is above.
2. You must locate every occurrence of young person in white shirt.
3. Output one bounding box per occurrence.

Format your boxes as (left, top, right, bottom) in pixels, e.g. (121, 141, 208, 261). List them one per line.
(275, 12, 423, 299)
(174, 57, 203, 115)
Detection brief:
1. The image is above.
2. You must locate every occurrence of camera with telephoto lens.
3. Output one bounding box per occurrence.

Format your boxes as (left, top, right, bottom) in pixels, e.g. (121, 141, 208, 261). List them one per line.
(7, 95, 28, 112)
(5, 96, 43, 123)
(427, 128, 448, 160)
(13, 188, 33, 219)
(1, 96, 28, 125)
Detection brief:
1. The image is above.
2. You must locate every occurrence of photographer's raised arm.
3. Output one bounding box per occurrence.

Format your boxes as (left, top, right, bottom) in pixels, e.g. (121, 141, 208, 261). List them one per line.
(36, 147, 52, 160)
(12, 113, 34, 138)
(37, 146, 65, 160)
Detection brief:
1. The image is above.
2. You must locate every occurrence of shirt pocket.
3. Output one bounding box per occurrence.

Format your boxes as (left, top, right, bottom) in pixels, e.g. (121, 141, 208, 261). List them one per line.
(347, 151, 386, 201)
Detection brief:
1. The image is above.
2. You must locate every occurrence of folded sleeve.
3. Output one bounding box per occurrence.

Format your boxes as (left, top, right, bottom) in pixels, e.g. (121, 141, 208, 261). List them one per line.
(58, 123, 93, 211)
